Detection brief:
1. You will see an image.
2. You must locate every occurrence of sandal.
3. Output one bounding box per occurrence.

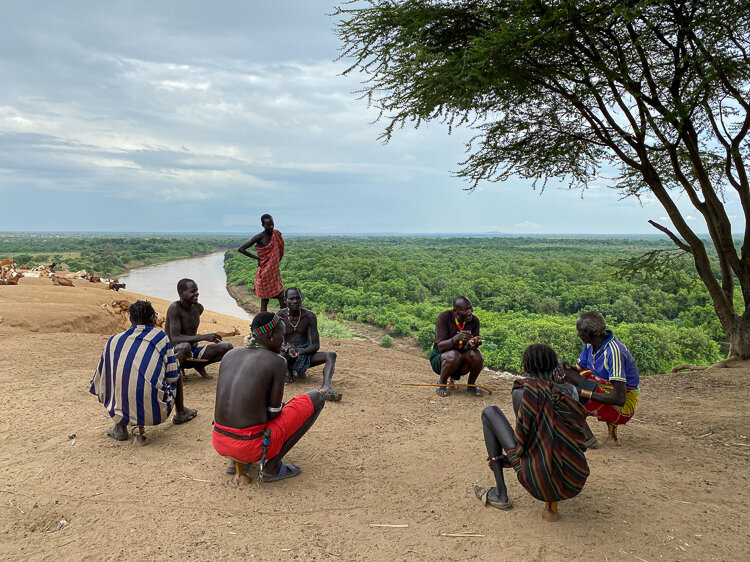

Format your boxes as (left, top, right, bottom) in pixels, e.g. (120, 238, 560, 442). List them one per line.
(474, 486, 513, 510)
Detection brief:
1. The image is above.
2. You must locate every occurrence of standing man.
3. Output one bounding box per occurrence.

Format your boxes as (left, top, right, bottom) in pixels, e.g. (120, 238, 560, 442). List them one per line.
(556, 310, 640, 447)
(165, 278, 233, 379)
(277, 287, 342, 401)
(212, 312, 326, 484)
(238, 214, 285, 312)
(90, 300, 198, 445)
(430, 296, 484, 397)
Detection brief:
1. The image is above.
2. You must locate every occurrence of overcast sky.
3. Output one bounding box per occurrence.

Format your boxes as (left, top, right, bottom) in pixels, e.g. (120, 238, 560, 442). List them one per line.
(0, 1, 738, 234)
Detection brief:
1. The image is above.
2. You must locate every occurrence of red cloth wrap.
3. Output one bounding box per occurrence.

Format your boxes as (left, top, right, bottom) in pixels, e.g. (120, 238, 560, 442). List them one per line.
(253, 229, 284, 298)
(580, 370, 635, 425)
(212, 393, 314, 463)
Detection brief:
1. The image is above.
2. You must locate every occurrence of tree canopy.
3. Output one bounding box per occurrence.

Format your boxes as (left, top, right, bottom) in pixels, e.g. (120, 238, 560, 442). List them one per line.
(336, 0, 750, 357)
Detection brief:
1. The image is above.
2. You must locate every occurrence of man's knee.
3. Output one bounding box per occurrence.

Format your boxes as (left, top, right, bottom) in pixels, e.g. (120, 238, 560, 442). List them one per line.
(441, 350, 460, 365)
(307, 390, 326, 412)
(216, 342, 233, 354)
(326, 351, 337, 364)
(174, 343, 191, 363)
(463, 349, 483, 367)
(482, 405, 500, 423)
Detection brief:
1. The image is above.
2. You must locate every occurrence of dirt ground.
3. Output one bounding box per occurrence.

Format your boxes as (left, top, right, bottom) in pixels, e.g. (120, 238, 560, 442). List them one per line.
(1, 278, 749, 561)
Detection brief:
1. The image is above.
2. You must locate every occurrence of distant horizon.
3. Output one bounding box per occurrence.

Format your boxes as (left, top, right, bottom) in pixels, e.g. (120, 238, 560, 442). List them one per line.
(0, 230, 683, 238)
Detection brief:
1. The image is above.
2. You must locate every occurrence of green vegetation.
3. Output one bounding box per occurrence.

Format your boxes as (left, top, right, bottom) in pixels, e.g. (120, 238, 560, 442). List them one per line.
(336, 0, 750, 358)
(380, 335, 394, 348)
(0, 233, 245, 275)
(225, 237, 726, 375)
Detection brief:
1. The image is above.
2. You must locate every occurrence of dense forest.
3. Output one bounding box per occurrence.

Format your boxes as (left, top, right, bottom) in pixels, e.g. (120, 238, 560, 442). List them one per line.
(225, 237, 729, 375)
(0, 233, 245, 275)
(2, 233, 729, 374)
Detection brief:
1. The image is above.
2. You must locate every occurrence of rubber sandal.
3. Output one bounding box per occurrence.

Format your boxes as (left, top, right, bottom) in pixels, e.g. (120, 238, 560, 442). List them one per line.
(106, 425, 128, 441)
(172, 409, 198, 425)
(261, 462, 301, 483)
(322, 388, 342, 402)
(474, 486, 513, 510)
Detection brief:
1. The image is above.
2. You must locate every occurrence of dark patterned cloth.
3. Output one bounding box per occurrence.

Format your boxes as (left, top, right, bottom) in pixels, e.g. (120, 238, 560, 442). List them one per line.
(253, 229, 284, 298)
(506, 378, 590, 502)
(288, 342, 312, 378)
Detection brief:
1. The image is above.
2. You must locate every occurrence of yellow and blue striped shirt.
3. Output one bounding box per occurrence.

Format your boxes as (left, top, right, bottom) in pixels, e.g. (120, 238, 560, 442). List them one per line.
(578, 330, 640, 388)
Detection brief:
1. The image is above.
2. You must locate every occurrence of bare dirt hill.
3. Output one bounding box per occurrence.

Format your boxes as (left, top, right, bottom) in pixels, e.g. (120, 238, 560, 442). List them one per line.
(1, 279, 749, 560)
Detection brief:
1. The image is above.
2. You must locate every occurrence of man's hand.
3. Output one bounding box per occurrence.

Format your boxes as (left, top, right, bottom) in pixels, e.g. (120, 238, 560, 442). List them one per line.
(205, 333, 223, 344)
(453, 330, 473, 346)
(467, 336, 483, 348)
(554, 360, 579, 383)
(283, 346, 299, 360)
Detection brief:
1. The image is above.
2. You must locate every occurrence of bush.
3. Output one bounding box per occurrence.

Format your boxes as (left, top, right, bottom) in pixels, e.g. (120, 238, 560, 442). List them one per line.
(417, 326, 435, 350)
(380, 335, 393, 348)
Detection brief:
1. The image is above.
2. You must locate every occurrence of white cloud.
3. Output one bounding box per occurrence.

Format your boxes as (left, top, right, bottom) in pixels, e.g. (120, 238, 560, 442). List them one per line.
(514, 220, 542, 230)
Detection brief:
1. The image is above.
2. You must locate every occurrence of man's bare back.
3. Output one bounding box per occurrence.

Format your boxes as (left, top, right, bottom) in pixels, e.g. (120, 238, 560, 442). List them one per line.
(214, 347, 286, 429)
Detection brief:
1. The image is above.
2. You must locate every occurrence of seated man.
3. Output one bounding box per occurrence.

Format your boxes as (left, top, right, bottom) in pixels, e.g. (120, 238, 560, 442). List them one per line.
(557, 310, 640, 447)
(429, 296, 484, 397)
(212, 312, 325, 484)
(165, 278, 233, 379)
(476, 344, 589, 522)
(276, 287, 342, 401)
(90, 300, 198, 445)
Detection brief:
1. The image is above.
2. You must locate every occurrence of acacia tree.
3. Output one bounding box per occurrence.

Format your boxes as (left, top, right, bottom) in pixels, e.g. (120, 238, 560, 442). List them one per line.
(336, 0, 750, 358)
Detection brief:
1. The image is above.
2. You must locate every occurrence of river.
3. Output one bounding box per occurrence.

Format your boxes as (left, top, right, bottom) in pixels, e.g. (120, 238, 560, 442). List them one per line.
(118, 251, 252, 321)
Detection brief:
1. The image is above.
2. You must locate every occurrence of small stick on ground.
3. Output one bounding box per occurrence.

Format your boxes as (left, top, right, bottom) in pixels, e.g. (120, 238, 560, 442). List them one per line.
(401, 382, 493, 395)
(670, 364, 709, 373)
(369, 524, 408, 528)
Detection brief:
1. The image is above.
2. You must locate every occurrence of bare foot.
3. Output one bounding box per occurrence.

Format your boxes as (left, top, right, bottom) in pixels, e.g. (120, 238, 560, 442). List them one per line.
(195, 366, 212, 379)
(232, 473, 252, 485)
(542, 501, 559, 522)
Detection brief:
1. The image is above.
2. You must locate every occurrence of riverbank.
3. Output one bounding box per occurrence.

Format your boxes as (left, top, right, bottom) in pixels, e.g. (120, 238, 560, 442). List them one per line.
(1, 277, 749, 560)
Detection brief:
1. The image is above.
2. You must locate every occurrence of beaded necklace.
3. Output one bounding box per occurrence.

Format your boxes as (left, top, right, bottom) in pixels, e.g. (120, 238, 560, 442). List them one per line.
(454, 316, 466, 348)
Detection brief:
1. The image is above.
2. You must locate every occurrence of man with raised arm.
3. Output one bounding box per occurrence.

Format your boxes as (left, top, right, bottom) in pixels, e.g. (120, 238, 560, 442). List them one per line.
(165, 278, 233, 380)
(430, 296, 485, 397)
(212, 312, 326, 484)
(277, 286, 342, 401)
(90, 300, 198, 444)
(238, 213, 285, 312)
(556, 310, 640, 447)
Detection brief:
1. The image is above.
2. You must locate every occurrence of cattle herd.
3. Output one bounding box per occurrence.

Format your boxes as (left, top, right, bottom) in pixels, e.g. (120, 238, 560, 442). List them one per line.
(0, 259, 126, 291)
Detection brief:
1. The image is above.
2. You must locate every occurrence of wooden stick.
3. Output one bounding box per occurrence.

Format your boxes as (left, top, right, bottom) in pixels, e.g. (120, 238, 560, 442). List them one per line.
(369, 524, 408, 528)
(440, 533, 485, 537)
(401, 382, 493, 395)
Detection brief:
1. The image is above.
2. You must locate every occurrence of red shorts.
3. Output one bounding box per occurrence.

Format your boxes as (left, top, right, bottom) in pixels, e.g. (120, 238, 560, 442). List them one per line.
(212, 394, 314, 463)
(580, 370, 639, 425)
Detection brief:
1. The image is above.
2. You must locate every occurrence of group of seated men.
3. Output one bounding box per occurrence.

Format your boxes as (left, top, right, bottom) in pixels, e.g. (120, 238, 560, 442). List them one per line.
(91, 282, 640, 500)
(90, 279, 339, 449)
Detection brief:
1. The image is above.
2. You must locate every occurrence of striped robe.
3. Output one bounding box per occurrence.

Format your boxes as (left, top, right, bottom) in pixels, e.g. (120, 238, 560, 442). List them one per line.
(507, 378, 590, 502)
(90, 325, 180, 426)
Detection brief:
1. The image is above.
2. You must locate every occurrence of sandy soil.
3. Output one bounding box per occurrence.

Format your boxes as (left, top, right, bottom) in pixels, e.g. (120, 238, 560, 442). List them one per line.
(1, 278, 749, 561)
